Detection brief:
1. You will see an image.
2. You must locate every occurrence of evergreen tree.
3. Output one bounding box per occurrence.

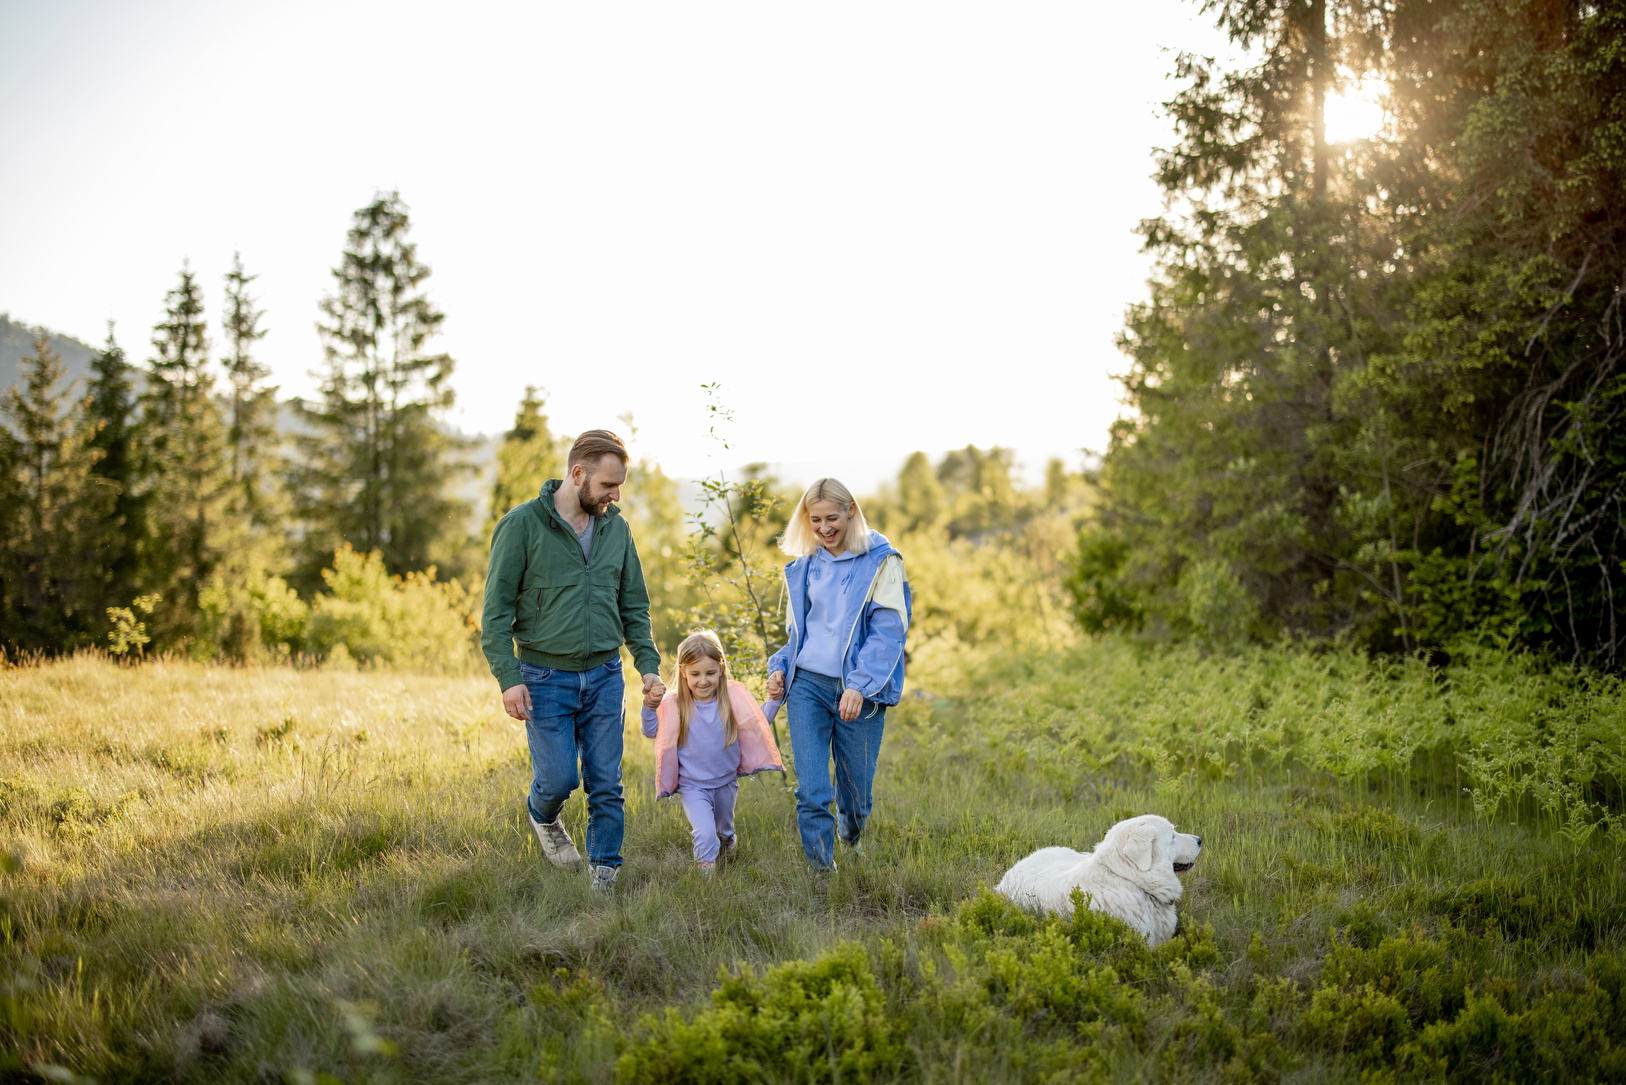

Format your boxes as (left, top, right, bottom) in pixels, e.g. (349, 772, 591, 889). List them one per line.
(1085, 0, 1626, 664)
(0, 334, 115, 651)
(894, 450, 946, 534)
(292, 192, 471, 587)
(83, 324, 148, 611)
(143, 263, 232, 638)
(220, 253, 280, 539)
(485, 385, 562, 538)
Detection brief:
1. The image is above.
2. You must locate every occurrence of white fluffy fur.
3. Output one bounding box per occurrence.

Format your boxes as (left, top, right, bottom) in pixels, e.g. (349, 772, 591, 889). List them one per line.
(994, 814, 1203, 947)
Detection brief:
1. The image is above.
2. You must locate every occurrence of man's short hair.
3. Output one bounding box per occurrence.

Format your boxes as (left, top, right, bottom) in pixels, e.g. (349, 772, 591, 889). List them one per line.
(567, 429, 629, 475)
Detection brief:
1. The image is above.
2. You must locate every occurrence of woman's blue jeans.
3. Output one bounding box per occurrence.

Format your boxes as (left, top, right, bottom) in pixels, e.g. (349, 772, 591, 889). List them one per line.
(785, 671, 887, 868)
(519, 658, 625, 868)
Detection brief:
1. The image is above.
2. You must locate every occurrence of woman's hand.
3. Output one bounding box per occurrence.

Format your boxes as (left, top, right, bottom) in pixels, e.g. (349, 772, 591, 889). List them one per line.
(839, 689, 864, 721)
(766, 671, 785, 700)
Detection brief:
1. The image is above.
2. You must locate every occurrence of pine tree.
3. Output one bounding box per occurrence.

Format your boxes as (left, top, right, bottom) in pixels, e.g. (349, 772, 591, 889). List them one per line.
(220, 253, 280, 538)
(485, 385, 562, 538)
(143, 264, 232, 638)
(0, 333, 115, 651)
(292, 192, 471, 587)
(83, 324, 148, 611)
(895, 450, 946, 534)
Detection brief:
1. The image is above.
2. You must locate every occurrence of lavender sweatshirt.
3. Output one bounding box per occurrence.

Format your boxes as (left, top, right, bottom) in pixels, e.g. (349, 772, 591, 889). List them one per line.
(640, 698, 739, 790)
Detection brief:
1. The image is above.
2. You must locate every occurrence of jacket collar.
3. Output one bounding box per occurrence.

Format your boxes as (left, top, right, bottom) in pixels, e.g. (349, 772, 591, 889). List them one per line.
(538, 478, 621, 528)
(783, 530, 896, 623)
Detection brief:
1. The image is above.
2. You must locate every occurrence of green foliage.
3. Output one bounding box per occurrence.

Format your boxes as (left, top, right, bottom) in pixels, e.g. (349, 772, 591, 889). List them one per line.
(0, 331, 116, 653)
(949, 638, 1626, 842)
(219, 252, 281, 548)
(1090, 0, 1626, 667)
(291, 191, 473, 591)
(1302, 930, 1626, 1081)
(81, 326, 146, 612)
(104, 592, 160, 658)
(618, 942, 902, 1084)
(677, 387, 791, 684)
(619, 444, 698, 653)
(143, 263, 234, 643)
(305, 544, 479, 672)
(196, 566, 309, 663)
(866, 447, 1091, 687)
(485, 385, 564, 539)
(2, 643, 1625, 1082)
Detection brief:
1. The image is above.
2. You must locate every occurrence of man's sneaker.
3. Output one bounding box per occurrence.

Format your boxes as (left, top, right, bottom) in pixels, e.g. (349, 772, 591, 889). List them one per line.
(720, 835, 738, 861)
(590, 864, 619, 895)
(529, 812, 582, 871)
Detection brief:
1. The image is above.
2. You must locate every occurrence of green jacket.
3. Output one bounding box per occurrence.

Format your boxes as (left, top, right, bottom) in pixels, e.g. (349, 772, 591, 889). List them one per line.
(481, 479, 661, 691)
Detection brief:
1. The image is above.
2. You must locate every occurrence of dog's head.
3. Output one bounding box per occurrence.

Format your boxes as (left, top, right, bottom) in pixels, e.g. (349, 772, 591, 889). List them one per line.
(1097, 815, 1203, 891)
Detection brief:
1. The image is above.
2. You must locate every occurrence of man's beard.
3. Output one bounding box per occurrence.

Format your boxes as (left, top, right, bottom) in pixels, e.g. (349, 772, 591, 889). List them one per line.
(578, 489, 607, 517)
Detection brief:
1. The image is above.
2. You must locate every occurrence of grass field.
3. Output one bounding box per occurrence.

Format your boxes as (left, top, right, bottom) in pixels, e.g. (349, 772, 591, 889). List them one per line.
(3, 645, 1624, 1083)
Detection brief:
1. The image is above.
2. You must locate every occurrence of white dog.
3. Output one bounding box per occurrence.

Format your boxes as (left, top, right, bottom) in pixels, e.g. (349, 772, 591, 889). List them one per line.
(995, 814, 1203, 947)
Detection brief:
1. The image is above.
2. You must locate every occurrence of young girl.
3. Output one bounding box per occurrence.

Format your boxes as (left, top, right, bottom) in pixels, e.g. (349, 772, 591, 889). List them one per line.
(766, 478, 911, 871)
(642, 631, 785, 871)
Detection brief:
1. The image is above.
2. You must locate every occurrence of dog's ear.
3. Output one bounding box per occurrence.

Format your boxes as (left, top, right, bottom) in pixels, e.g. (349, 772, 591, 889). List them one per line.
(1121, 823, 1157, 872)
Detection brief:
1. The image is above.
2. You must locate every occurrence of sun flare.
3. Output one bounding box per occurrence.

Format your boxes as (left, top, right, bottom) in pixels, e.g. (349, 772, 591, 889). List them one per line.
(1324, 82, 1387, 143)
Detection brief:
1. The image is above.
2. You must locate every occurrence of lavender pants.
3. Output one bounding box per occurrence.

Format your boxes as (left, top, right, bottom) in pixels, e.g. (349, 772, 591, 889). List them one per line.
(677, 780, 738, 863)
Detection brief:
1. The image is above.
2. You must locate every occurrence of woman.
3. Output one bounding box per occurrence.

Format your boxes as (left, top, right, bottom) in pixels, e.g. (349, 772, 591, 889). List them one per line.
(766, 478, 911, 870)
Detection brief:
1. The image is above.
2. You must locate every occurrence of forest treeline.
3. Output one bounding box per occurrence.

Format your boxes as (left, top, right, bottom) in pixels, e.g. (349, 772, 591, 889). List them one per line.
(5, 0, 1622, 670)
(1076, 0, 1626, 667)
(0, 187, 1083, 667)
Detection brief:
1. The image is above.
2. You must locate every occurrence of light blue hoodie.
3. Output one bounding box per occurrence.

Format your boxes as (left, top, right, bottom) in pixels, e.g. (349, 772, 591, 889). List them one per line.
(767, 530, 911, 706)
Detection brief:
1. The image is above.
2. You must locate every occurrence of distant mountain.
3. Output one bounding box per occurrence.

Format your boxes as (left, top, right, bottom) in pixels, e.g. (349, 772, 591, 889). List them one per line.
(0, 313, 99, 394)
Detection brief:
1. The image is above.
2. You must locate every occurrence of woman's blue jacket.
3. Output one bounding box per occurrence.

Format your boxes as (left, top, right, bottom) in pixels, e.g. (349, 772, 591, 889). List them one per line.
(767, 530, 912, 705)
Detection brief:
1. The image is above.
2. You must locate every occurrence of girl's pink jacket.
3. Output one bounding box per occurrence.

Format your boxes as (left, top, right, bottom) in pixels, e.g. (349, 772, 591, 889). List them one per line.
(652, 680, 785, 799)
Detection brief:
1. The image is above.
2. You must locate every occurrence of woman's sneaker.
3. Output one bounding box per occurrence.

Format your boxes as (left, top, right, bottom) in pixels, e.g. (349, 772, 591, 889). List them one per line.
(529, 812, 582, 871)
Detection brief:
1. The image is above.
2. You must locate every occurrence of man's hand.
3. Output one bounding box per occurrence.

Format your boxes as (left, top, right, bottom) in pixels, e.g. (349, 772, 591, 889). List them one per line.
(503, 683, 532, 721)
(642, 674, 665, 709)
(839, 688, 864, 722)
(642, 673, 665, 707)
(766, 670, 785, 701)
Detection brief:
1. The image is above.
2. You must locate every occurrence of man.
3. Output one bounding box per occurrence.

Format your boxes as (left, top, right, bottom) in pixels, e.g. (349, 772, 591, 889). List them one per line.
(482, 429, 664, 894)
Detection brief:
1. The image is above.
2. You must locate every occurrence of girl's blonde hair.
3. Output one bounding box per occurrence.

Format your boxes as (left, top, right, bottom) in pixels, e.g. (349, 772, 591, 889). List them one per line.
(779, 478, 872, 558)
(673, 630, 737, 750)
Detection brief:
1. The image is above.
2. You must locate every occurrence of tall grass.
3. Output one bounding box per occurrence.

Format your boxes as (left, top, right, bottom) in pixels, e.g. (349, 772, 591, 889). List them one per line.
(2, 644, 1623, 1082)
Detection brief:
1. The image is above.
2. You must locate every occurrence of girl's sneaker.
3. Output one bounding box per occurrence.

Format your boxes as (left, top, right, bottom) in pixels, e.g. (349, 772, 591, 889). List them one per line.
(720, 835, 738, 861)
(697, 860, 716, 876)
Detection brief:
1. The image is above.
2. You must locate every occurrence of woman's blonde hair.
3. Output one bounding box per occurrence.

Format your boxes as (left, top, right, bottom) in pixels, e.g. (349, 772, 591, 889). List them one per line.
(779, 478, 871, 558)
(673, 630, 736, 750)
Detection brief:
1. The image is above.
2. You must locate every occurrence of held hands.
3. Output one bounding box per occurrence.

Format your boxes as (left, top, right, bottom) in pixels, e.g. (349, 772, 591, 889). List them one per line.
(766, 671, 785, 701)
(642, 673, 665, 710)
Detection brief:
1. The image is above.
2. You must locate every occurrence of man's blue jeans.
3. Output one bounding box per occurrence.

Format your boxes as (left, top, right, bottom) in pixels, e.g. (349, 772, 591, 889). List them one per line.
(519, 658, 625, 868)
(785, 671, 887, 868)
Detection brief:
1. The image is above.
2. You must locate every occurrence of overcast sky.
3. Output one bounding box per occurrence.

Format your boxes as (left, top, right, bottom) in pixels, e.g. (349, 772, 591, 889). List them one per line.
(0, 1, 1241, 489)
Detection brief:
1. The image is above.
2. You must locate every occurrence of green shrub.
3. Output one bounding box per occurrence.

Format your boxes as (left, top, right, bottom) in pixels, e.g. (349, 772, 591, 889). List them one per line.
(616, 942, 901, 1084)
(1427, 878, 1626, 952)
(306, 545, 479, 672)
(195, 565, 309, 662)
